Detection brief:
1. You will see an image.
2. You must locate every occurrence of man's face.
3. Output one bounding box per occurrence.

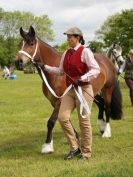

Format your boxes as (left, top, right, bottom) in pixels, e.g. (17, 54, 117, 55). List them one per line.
(67, 34, 79, 48)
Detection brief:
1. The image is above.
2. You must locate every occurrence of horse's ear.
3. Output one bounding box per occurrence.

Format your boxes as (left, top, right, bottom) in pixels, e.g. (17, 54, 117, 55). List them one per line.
(118, 42, 121, 46)
(29, 26, 35, 37)
(20, 27, 25, 38)
(113, 43, 116, 48)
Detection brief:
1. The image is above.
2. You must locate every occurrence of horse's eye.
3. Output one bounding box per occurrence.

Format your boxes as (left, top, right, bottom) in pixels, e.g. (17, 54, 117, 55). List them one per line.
(113, 50, 116, 54)
(30, 42, 34, 46)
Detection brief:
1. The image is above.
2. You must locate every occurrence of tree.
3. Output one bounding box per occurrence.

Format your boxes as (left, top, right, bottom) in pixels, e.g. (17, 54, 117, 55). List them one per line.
(95, 9, 133, 55)
(0, 8, 54, 66)
(87, 40, 104, 53)
(54, 41, 69, 53)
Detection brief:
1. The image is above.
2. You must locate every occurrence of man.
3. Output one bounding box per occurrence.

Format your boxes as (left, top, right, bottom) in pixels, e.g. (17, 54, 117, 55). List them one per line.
(2, 66, 10, 79)
(44, 27, 100, 160)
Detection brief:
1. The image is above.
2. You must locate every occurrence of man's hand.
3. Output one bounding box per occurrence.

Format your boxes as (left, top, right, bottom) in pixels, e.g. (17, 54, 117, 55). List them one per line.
(38, 62, 45, 68)
(73, 79, 81, 86)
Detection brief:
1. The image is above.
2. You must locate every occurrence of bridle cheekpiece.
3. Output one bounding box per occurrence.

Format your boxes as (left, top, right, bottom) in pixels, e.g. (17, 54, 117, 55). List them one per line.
(19, 38, 38, 63)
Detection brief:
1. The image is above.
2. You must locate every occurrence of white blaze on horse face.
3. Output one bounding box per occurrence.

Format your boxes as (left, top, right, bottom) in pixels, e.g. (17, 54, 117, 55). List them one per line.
(18, 39, 38, 64)
(113, 48, 124, 64)
(18, 40, 35, 64)
(19, 54, 31, 65)
(107, 44, 125, 68)
(18, 41, 31, 64)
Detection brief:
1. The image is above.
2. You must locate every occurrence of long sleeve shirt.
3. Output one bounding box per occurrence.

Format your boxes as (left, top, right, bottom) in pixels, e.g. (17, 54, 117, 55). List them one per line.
(45, 43, 100, 82)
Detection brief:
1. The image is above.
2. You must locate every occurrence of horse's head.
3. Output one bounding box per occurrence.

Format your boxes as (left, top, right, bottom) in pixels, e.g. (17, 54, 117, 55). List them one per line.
(107, 43, 124, 69)
(16, 26, 38, 69)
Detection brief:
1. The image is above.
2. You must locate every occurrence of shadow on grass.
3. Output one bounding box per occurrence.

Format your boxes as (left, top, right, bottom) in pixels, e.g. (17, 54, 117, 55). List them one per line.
(0, 126, 103, 161)
(0, 130, 66, 160)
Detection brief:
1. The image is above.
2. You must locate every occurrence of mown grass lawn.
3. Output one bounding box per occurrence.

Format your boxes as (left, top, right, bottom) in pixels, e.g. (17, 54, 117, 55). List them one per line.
(0, 71, 133, 177)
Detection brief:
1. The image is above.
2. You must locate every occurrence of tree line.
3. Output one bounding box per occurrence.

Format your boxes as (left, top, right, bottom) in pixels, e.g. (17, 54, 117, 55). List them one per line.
(0, 7, 133, 66)
(0, 7, 54, 67)
(90, 9, 133, 56)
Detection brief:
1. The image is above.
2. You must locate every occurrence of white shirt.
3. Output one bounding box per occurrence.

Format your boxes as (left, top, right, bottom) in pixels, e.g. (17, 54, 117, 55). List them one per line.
(3, 66, 10, 76)
(45, 44, 100, 82)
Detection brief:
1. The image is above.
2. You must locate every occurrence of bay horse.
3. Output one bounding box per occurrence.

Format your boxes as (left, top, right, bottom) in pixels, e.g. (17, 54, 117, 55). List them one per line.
(16, 26, 122, 154)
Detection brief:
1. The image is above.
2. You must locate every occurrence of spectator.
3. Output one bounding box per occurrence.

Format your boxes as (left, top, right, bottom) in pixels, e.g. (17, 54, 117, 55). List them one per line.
(2, 66, 10, 79)
(119, 49, 133, 106)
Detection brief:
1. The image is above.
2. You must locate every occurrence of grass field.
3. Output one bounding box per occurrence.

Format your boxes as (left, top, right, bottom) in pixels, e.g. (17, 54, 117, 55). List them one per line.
(0, 71, 133, 177)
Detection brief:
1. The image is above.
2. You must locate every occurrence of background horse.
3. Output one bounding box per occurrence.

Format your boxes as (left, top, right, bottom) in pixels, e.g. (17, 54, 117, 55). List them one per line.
(106, 43, 125, 72)
(16, 26, 122, 153)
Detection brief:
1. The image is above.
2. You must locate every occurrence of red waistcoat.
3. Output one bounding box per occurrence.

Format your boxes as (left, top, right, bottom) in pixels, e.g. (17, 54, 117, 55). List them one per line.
(63, 45, 88, 86)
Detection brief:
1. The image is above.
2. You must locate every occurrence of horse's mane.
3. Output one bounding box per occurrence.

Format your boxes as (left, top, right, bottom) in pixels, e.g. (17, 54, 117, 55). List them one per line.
(106, 47, 112, 58)
(37, 37, 61, 56)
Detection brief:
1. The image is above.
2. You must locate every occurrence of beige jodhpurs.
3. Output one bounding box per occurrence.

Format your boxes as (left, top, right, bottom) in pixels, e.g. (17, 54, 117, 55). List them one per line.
(58, 84, 94, 158)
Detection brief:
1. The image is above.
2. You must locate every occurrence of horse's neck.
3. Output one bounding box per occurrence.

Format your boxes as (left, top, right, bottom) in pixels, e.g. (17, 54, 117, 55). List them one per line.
(37, 40, 64, 89)
(38, 40, 61, 66)
(106, 48, 112, 58)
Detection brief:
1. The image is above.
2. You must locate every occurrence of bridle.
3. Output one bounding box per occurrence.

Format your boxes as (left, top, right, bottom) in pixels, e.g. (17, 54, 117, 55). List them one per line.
(110, 48, 122, 65)
(19, 38, 38, 63)
(109, 46, 125, 79)
(112, 50, 122, 60)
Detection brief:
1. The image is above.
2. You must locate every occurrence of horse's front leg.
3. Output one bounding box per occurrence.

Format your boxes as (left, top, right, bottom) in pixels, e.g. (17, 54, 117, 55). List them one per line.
(41, 101, 60, 154)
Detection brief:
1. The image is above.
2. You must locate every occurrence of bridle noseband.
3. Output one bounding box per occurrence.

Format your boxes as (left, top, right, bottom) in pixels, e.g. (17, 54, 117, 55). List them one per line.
(19, 38, 38, 63)
(111, 48, 122, 62)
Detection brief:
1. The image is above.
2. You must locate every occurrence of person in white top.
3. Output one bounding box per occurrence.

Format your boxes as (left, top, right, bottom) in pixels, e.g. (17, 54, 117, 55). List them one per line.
(45, 42, 100, 83)
(2, 66, 10, 79)
(43, 27, 100, 160)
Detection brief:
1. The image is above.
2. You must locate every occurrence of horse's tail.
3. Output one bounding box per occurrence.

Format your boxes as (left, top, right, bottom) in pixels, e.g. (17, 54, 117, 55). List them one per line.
(110, 79, 123, 120)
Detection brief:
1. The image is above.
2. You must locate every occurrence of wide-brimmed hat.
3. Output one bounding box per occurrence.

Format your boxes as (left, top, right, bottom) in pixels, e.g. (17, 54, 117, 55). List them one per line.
(129, 49, 133, 55)
(63, 27, 83, 36)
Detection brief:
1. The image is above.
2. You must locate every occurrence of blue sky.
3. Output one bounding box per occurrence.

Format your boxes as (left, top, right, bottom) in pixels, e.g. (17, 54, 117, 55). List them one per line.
(0, 0, 133, 45)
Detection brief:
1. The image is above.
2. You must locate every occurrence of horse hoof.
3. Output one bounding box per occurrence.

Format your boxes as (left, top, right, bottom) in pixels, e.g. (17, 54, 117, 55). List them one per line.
(102, 133, 111, 138)
(41, 140, 54, 154)
(102, 131, 111, 138)
(101, 123, 111, 138)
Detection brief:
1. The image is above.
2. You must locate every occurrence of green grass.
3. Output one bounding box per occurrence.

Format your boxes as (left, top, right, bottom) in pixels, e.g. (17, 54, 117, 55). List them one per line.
(0, 71, 133, 177)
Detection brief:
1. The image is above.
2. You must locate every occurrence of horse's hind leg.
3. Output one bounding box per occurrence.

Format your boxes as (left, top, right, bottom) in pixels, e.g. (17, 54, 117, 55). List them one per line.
(102, 87, 113, 138)
(102, 105, 111, 138)
(95, 94, 106, 134)
(41, 101, 60, 154)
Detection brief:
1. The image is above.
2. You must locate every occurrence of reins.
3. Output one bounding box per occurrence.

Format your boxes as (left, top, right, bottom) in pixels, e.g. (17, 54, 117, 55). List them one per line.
(18, 41, 93, 117)
(64, 71, 99, 103)
(37, 64, 92, 117)
(19, 38, 99, 104)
